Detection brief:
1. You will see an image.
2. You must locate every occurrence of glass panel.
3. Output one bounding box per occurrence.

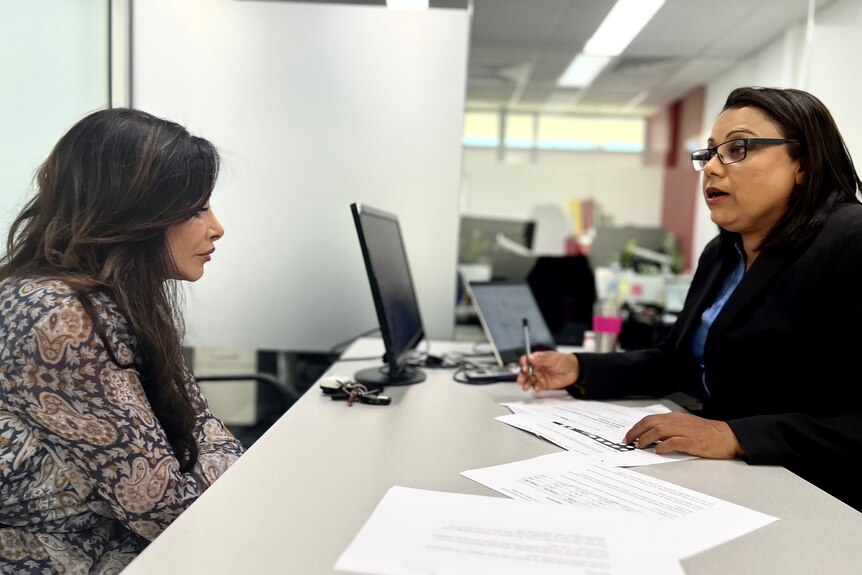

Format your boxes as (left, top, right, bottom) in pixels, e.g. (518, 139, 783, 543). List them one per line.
(597, 118, 646, 152)
(504, 114, 535, 149)
(0, 0, 110, 236)
(536, 116, 593, 151)
(465, 111, 644, 153)
(463, 111, 500, 148)
(536, 115, 644, 152)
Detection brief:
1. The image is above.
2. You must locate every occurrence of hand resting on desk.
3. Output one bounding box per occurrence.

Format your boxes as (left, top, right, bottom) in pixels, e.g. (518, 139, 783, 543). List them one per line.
(518, 350, 745, 460)
(624, 412, 745, 459)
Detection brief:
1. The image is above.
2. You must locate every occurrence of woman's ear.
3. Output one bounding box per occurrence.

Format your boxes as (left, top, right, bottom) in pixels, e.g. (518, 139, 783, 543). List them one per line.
(794, 158, 808, 186)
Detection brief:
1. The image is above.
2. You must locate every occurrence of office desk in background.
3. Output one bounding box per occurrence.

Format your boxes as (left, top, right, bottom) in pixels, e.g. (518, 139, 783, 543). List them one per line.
(124, 338, 862, 575)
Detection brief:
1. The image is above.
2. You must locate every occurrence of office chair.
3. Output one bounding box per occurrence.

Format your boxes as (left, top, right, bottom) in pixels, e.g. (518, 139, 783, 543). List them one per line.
(527, 255, 597, 346)
(194, 373, 298, 448)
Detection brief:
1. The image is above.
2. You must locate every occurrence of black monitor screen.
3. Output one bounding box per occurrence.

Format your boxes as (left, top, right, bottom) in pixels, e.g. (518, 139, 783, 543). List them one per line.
(350, 203, 426, 386)
(458, 216, 536, 263)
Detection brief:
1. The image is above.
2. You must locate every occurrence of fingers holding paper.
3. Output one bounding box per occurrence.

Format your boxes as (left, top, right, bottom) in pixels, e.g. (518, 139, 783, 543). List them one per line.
(518, 351, 580, 393)
(624, 412, 745, 459)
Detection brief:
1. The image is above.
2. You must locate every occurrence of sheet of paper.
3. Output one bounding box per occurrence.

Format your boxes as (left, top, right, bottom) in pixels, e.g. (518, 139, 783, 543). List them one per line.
(462, 452, 779, 559)
(335, 486, 683, 575)
(497, 413, 691, 467)
(503, 398, 669, 429)
(499, 399, 696, 466)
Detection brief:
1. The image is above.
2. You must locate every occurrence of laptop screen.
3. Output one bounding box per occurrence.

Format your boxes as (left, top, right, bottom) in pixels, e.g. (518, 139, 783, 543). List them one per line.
(467, 282, 556, 366)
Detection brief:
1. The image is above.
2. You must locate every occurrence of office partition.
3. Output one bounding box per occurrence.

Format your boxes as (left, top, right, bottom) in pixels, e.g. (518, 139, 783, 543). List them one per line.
(133, 0, 469, 352)
(0, 0, 109, 240)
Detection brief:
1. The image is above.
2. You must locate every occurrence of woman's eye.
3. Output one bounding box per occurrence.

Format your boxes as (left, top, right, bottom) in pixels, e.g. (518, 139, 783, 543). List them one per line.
(728, 143, 745, 157)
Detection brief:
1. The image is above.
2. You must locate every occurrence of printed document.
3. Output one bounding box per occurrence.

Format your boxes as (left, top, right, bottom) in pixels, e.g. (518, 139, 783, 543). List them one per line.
(462, 452, 779, 559)
(499, 398, 696, 466)
(335, 485, 684, 575)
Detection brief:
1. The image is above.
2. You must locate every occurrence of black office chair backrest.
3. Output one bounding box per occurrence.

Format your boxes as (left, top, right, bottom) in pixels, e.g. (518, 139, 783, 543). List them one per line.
(194, 373, 295, 448)
(527, 255, 596, 346)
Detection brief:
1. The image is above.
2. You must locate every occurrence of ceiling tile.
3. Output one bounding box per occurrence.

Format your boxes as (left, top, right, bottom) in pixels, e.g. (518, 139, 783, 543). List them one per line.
(467, 0, 838, 115)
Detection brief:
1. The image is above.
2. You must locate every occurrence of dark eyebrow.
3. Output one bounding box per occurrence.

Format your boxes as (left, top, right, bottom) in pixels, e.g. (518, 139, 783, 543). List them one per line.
(728, 129, 757, 139)
(707, 129, 758, 146)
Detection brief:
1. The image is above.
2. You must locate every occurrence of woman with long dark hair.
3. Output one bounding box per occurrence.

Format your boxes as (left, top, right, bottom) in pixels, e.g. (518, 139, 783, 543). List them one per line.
(0, 108, 245, 572)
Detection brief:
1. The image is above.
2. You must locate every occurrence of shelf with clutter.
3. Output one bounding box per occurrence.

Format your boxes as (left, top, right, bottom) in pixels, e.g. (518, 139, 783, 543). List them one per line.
(590, 234, 692, 350)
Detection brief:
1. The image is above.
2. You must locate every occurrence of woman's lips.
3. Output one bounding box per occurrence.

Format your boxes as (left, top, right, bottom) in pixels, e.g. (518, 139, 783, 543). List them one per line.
(705, 187, 728, 204)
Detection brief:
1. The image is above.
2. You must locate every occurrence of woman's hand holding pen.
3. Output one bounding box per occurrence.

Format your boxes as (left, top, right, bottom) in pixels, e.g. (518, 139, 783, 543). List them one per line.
(623, 412, 745, 459)
(518, 351, 580, 392)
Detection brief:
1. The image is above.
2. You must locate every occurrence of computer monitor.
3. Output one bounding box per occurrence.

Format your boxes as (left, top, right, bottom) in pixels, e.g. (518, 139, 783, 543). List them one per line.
(458, 216, 535, 262)
(350, 203, 426, 387)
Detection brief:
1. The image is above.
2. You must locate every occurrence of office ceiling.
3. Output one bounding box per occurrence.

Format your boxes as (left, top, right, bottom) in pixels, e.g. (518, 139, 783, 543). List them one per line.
(466, 0, 835, 117)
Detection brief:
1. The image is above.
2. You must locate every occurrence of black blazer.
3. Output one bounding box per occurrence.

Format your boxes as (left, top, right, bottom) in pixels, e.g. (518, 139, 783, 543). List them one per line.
(575, 203, 862, 511)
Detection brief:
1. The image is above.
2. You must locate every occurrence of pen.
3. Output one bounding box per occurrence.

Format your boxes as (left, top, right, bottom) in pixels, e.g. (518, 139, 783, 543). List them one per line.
(523, 318, 533, 375)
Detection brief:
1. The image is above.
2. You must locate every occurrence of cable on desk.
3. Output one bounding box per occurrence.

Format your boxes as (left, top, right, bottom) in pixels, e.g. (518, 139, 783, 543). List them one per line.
(406, 339, 433, 366)
(452, 367, 473, 384)
(336, 341, 493, 368)
(328, 326, 381, 356)
(450, 366, 513, 385)
(412, 349, 496, 370)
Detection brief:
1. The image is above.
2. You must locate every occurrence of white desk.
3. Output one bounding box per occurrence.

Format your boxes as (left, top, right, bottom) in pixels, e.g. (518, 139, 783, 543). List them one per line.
(125, 338, 862, 574)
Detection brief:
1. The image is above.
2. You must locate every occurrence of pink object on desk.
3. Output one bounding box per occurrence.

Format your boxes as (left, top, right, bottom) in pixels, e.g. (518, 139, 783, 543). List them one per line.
(593, 315, 622, 334)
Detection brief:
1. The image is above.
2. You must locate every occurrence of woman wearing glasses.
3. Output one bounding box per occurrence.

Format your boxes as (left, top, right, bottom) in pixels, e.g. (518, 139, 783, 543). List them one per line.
(519, 86, 862, 512)
(0, 109, 244, 572)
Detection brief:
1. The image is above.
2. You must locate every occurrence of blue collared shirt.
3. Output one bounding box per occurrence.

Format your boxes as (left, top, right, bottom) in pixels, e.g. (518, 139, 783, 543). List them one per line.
(689, 243, 745, 399)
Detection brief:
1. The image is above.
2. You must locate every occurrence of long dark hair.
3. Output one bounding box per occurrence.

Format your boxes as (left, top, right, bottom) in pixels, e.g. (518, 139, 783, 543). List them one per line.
(0, 108, 220, 471)
(721, 87, 862, 252)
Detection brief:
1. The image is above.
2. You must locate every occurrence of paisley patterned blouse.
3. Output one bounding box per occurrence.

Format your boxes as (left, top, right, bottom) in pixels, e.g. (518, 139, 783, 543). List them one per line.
(0, 277, 245, 574)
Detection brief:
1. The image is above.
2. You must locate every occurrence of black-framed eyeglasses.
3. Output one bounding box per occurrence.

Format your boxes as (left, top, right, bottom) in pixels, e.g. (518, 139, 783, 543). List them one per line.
(690, 138, 798, 172)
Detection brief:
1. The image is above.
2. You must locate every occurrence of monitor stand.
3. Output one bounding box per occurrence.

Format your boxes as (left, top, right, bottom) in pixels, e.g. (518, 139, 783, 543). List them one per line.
(353, 365, 426, 387)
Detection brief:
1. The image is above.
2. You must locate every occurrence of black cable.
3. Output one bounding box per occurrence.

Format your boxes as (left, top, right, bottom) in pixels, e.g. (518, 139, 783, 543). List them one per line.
(450, 366, 510, 385)
(406, 339, 431, 364)
(328, 327, 382, 356)
(452, 367, 472, 383)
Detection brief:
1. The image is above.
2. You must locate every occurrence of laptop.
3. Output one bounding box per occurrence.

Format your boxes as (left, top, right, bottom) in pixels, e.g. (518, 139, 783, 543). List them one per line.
(464, 281, 556, 381)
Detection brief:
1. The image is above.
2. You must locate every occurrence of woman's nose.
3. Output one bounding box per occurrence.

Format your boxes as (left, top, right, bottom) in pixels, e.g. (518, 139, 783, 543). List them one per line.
(209, 210, 225, 240)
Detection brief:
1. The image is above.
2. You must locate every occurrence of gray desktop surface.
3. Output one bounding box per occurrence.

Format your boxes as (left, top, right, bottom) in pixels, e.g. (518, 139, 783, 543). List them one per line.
(124, 338, 862, 574)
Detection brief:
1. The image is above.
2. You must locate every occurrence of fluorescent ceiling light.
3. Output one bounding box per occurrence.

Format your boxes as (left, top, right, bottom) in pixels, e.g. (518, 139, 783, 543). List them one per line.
(556, 0, 663, 88)
(584, 0, 665, 57)
(557, 54, 612, 88)
(387, 0, 429, 10)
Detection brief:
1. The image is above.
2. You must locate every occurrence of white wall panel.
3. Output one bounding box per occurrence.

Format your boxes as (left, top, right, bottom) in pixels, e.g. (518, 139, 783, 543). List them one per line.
(0, 0, 108, 240)
(133, 0, 469, 351)
(809, 0, 862, 163)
